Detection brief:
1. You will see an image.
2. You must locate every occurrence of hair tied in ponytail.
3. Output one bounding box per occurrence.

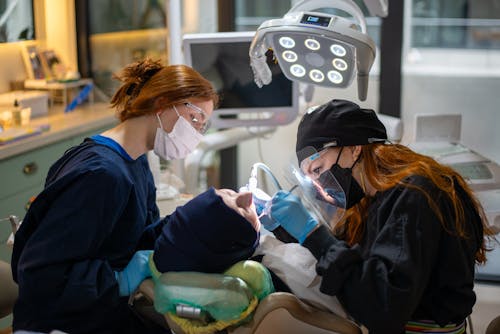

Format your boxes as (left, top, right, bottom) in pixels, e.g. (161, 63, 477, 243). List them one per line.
(126, 83, 137, 96)
(143, 68, 161, 83)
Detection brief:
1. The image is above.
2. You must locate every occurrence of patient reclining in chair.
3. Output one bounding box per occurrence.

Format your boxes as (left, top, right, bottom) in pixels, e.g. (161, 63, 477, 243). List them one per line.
(152, 187, 260, 274)
(145, 187, 346, 332)
(148, 187, 272, 332)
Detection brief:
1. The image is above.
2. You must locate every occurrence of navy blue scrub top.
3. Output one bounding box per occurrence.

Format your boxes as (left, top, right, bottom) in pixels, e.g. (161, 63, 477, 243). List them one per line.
(11, 136, 162, 334)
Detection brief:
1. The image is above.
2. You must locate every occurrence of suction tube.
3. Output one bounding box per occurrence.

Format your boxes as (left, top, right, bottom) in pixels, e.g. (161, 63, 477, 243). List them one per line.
(241, 163, 281, 214)
(248, 162, 282, 193)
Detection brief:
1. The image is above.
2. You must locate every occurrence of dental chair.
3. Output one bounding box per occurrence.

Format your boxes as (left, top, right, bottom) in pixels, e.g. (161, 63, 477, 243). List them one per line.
(0, 260, 17, 334)
(0, 216, 21, 333)
(487, 315, 500, 334)
(0, 260, 16, 317)
(132, 278, 362, 334)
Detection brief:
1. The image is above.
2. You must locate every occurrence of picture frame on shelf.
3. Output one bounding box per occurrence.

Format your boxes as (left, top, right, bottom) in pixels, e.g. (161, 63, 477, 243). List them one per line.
(39, 49, 65, 81)
(21, 42, 45, 80)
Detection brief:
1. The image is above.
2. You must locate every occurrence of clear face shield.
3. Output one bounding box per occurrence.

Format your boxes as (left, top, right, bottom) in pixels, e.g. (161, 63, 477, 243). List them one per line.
(285, 147, 347, 228)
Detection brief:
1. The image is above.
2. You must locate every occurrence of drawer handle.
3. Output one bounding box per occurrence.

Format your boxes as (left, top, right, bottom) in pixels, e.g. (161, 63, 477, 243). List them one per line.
(23, 162, 38, 175)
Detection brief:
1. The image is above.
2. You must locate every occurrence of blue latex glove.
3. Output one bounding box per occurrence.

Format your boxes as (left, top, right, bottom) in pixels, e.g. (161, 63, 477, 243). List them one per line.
(270, 190, 318, 244)
(254, 194, 280, 231)
(260, 213, 280, 232)
(114, 250, 153, 296)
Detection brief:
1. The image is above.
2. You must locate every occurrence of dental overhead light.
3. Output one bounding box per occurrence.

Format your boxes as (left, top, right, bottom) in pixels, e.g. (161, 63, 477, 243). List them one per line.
(249, 0, 377, 101)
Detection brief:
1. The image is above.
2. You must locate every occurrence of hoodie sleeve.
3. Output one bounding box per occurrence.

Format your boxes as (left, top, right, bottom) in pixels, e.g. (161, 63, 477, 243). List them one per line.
(13, 167, 132, 318)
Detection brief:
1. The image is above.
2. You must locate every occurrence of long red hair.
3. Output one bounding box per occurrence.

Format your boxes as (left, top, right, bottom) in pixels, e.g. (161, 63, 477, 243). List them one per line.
(333, 143, 494, 264)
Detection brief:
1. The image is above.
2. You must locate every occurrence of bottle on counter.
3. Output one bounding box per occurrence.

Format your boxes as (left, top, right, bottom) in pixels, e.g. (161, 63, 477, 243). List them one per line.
(12, 99, 22, 127)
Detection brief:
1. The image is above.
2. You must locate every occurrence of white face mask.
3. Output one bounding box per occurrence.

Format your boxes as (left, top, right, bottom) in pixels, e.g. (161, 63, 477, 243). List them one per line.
(153, 106, 203, 160)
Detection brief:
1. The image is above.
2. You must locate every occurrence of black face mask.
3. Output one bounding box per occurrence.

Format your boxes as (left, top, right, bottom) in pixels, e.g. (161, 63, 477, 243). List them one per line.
(329, 148, 365, 209)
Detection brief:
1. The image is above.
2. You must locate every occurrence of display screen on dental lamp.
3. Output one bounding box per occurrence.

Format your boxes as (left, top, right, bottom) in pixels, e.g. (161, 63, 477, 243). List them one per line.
(183, 31, 300, 128)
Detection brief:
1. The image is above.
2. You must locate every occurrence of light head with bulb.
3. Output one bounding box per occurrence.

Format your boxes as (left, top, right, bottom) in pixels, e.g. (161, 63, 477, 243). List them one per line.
(249, 0, 376, 101)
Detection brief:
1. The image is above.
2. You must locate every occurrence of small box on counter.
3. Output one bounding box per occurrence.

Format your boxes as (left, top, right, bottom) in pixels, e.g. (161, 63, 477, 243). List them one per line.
(0, 90, 49, 118)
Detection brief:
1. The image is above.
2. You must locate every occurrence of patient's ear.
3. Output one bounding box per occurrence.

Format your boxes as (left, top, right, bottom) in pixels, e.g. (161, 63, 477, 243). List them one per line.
(236, 192, 253, 209)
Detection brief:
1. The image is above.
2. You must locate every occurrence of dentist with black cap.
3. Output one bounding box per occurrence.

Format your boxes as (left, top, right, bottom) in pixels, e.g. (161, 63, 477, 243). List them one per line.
(267, 99, 493, 333)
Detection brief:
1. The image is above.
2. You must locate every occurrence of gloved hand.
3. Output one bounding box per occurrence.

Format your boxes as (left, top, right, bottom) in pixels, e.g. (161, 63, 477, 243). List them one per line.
(269, 190, 318, 244)
(114, 250, 153, 296)
(260, 213, 280, 232)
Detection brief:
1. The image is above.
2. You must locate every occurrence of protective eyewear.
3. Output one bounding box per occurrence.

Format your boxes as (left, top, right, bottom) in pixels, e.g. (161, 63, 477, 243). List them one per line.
(184, 102, 211, 134)
(298, 148, 332, 179)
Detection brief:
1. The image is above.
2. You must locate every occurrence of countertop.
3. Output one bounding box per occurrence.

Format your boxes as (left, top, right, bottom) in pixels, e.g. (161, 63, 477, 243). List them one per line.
(0, 102, 117, 160)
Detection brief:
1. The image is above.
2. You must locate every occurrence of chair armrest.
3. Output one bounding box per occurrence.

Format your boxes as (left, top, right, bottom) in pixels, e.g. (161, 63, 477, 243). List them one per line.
(131, 279, 169, 330)
(0, 260, 17, 319)
(233, 292, 361, 334)
(136, 278, 155, 302)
